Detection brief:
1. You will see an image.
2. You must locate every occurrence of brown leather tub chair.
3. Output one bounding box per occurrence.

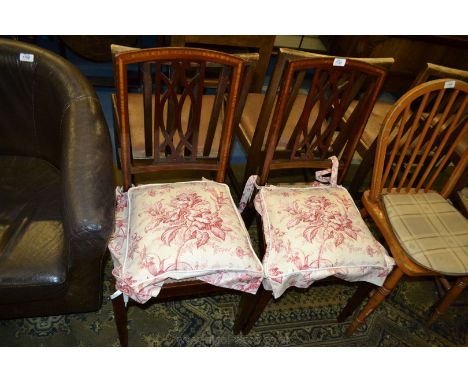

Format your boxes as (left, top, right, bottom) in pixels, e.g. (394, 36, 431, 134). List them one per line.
(0, 38, 114, 319)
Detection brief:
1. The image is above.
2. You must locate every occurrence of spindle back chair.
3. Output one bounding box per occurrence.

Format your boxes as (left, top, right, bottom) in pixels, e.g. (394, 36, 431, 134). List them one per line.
(346, 79, 468, 335)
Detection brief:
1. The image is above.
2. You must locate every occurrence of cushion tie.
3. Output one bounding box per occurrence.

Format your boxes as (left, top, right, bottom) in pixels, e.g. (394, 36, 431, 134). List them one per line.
(238, 156, 339, 213)
(110, 290, 129, 307)
(238, 175, 260, 213)
(315, 156, 339, 187)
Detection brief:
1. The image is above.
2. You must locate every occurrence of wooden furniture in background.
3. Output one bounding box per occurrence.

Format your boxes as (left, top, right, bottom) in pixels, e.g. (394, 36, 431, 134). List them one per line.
(326, 36, 468, 94)
(345, 79, 468, 336)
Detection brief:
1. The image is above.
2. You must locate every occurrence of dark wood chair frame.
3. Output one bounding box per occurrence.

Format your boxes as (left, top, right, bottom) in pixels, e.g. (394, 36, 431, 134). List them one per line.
(239, 47, 394, 192)
(233, 57, 388, 335)
(111, 47, 255, 346)
(110, 45, 259, 190)
(344, 79, 468, 336)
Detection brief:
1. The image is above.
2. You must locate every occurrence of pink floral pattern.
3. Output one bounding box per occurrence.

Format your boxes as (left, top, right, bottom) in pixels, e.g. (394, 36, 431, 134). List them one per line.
(254, 185, 395, 298)
(108, 181, 263, 304)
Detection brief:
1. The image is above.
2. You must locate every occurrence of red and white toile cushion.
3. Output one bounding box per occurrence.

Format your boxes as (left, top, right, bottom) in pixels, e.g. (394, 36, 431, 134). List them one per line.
(108, 180, 263, 304)
(254, 185, 395, 298)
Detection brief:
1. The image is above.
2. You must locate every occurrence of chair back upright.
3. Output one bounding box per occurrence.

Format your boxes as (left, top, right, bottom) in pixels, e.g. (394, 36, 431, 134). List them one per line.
(369, 79, 468, 201)
(113, 47, 246, 190)
(255, 56, 387, 185)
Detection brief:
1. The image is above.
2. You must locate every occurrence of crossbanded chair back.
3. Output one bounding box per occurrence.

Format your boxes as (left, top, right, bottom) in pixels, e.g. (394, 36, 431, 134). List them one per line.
(113, 47, 249, 190)
(255, 56, 387, 186)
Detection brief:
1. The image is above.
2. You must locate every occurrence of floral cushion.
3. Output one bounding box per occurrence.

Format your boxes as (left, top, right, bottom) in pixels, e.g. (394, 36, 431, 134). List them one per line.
(108, 180, 263, 304)
(254, 185, 395, 298)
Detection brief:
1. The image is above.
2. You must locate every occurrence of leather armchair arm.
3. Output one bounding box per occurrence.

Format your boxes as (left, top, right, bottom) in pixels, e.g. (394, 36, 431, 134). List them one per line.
(61, 95, 115, 246)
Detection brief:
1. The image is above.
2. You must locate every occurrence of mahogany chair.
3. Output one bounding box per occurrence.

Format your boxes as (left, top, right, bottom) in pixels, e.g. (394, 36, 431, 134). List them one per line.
(349, 63, 468, 197)
(233, 57, 396, 335)
(238, 47, 394, 191)
(108, 47, 264, 346)
(345, 79, 468, 336)
(110, 44, 259, 185)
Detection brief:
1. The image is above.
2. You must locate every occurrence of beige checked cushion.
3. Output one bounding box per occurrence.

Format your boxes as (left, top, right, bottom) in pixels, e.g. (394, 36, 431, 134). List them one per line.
(383, 192, 468, 275)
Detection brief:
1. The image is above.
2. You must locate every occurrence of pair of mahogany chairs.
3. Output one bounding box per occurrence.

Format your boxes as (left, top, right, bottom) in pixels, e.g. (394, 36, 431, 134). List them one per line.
(108, 44, 467, 345)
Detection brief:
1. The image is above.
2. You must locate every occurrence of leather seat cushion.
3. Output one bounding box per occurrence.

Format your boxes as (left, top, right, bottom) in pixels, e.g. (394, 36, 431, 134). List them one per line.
(0, 156, 66, 304)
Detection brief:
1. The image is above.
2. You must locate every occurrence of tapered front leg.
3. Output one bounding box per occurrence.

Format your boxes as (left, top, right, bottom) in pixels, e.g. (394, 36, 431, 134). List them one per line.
(111, 281, 129, 347)
(233, 292, 261, 335)
(112, 293, 128, 346)
(241, 286, 273, 335)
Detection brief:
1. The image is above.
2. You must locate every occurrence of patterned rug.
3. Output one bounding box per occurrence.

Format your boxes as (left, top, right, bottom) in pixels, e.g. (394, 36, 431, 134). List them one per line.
(1, 246, 467, 346)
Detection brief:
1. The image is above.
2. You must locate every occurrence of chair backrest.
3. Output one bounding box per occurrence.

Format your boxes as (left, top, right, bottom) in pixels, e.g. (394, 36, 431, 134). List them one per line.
(253, 54, 387, 185)
(369, 79, 468, 201)
(170, 35, 275, 92)
(113, 47, 247, 190)
(411, 63, 468, 88)
(246, 48, 393, 184)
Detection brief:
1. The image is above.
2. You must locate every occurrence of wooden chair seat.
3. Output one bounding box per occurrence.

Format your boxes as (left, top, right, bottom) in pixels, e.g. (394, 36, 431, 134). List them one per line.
(238, 93, 318, 151)
(351, 99, 394, 156)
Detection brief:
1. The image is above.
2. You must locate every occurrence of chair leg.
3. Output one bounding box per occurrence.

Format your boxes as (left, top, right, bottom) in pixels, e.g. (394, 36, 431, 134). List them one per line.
(233, 292, 259, 335)
(337, 282, 375, 322)
(240, 285, 273, 335)
(345, 267, 404, 336)
(111, 293, 129, 346)
(427, 275, 468, 327)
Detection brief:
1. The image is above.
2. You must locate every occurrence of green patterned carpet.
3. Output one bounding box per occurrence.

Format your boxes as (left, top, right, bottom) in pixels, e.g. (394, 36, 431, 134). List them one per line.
(1, 253, 467, 346)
